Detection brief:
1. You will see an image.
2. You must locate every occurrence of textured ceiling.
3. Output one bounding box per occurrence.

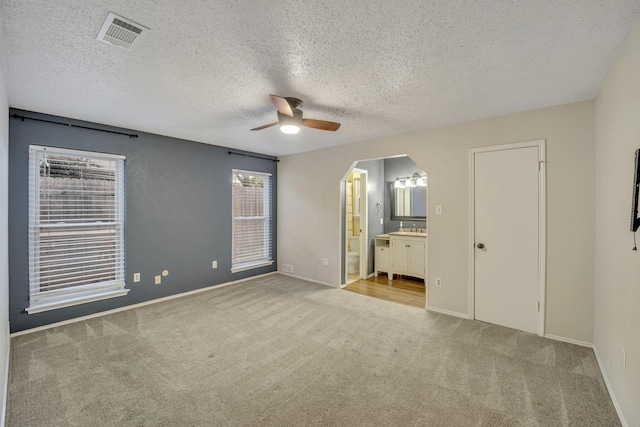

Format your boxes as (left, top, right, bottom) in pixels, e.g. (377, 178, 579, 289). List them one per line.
(2, 1, 640, 156)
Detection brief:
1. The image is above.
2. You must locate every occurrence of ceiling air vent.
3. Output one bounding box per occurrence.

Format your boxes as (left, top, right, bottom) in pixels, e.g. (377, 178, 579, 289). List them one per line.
(97, 12, 149, 50)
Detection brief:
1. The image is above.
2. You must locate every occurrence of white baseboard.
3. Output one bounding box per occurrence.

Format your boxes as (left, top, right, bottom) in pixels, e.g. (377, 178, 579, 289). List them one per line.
(593, 345, 629, 427)
(279, 272, 338, 288)
(10, 272, 278, 337)
(1, 322, 10, 427)
(544, 334, 593, 348)
(426, 305, 470, 319)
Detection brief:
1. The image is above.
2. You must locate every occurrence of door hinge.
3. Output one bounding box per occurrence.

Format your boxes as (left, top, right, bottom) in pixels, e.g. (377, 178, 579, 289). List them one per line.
(537, 301, 540, 311)
(538, 161, 544, 171)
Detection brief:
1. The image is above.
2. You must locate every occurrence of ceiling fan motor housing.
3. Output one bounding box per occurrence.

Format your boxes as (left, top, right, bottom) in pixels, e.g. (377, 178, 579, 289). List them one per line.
(278, 109, 303, 126)
(284, 97, 303, 109)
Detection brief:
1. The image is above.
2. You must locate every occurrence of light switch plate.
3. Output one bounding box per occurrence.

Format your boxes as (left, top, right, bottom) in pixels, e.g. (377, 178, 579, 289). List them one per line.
(154, 275, 161, 285)
(435, 205, 443, 215)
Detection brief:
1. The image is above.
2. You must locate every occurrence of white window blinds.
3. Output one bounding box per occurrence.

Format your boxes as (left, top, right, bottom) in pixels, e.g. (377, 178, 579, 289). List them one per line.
(27, 145, 129, 314)
(231, 169, 273, 272)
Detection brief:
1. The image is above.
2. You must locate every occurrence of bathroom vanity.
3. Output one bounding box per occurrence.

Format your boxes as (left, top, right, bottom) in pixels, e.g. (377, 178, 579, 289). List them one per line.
(375, 231, 427, 281)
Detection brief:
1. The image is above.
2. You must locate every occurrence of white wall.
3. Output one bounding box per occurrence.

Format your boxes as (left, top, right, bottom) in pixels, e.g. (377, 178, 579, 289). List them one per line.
(278, 100, 595, 343)
(0, 12, 10, 424)
(594, 20, 640, 426)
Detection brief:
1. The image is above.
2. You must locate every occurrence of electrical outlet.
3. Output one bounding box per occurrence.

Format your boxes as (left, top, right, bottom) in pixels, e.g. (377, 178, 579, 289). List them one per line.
(212, 260, 217, 269)
(155, 275, 161, 285)
(435, 277, 442, 287)
(321, 258, 329, 266)
(133, 273, 140, 283)
(282, 264, 293, 273)
(623, 349, 627, 371)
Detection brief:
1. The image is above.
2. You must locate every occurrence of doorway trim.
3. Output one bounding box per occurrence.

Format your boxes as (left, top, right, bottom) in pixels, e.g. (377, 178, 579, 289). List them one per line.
(357, 169, 368, 278)
(468, 140, 546, 336)
(343, 168, 369, 286)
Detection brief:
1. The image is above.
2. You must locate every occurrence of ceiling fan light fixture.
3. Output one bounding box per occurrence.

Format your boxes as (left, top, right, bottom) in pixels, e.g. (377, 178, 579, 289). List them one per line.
(280, 124, 300, 134)
(279, 110, 302, 135)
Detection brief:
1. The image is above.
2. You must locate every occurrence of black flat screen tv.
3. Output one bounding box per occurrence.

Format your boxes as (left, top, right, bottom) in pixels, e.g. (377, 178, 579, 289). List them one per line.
(632, 148, 640, 232)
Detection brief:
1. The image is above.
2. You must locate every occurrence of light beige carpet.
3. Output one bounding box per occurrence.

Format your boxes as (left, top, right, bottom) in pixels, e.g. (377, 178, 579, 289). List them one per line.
(7, 274, 620, 426)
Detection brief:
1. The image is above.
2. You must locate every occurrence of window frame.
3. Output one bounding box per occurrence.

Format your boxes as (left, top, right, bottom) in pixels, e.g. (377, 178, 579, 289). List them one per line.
(27, 145, 129, 314)
(231, 169, 274, 273)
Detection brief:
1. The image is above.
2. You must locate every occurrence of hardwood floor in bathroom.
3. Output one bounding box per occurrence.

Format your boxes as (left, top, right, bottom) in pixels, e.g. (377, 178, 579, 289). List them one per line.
(343, 274, 425, 308)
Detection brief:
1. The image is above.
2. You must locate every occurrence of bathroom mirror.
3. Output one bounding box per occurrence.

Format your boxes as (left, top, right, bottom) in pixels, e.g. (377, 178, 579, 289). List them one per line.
(389, 183, 427, 220)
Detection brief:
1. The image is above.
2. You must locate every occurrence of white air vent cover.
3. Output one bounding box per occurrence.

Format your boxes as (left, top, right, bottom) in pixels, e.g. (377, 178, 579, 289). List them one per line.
(97, 12, 149, 50)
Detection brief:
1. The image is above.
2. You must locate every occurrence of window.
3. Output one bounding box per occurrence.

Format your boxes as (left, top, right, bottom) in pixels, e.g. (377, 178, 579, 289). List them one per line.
(231, 169, 273, 272)
(27, 145, 128, 314)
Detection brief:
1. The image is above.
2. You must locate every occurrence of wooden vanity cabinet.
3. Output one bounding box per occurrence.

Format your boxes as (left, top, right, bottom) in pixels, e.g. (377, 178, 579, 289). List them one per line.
(374, 233, 426, 281)
(390, 236, 426, 280)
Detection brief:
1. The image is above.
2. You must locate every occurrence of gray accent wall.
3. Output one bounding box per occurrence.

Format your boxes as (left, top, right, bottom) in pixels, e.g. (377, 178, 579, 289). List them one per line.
(8, 109, 277, 332)
(354, 160, 384, 275)
(383, 156, 426, 233)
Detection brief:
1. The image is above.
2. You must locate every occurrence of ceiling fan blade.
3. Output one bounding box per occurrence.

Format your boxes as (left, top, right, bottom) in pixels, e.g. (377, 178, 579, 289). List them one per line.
(302, 118, 341, 131)
(269, 94, 294, 117)
(250, 122, 279, 131)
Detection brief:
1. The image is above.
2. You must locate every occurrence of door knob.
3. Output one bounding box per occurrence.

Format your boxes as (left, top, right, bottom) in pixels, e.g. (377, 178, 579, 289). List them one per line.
(477, 243, 485, 249)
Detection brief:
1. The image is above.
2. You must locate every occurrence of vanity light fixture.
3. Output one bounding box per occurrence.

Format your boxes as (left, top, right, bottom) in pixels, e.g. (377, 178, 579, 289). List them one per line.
(395, 172, 427, 188)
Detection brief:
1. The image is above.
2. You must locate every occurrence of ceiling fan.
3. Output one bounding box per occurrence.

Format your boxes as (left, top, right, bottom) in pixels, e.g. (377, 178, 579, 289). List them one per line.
(250, 95, 341, 134)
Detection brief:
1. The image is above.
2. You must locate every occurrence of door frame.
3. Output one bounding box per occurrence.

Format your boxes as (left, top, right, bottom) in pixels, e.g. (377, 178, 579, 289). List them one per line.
(343, 168, 369, 285)
(468, 140, 546, 336)
(356, 169, 368, 278)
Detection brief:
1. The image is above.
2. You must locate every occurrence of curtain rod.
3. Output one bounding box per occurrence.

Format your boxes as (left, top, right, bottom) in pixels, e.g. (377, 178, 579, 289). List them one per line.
(228, 150, 279, 162)
(11, 114, 139, 139)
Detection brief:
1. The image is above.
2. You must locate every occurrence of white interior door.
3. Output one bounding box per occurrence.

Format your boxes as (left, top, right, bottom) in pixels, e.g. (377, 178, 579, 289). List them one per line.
(474, 145, 541, 334)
